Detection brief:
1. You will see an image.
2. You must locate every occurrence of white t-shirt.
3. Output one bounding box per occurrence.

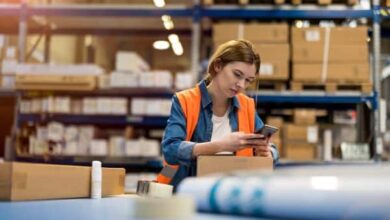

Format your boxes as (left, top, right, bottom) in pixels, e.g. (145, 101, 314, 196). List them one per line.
(211, 110, 233, 155)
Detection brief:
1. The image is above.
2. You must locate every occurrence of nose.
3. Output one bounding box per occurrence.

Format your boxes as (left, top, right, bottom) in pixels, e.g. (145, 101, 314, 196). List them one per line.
(236, 78, 245, 89)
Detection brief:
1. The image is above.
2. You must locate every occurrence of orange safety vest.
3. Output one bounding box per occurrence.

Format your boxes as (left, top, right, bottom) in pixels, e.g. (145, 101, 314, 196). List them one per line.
(156, 84, 256, 184)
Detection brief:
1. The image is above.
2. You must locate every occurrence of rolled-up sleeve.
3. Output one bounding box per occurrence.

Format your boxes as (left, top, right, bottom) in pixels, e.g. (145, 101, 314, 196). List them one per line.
(254, 112, 279, 164)
(161, 95, 196, 166)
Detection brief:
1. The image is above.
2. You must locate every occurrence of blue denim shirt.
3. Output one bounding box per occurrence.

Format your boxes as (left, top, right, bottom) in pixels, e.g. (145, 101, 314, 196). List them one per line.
(161, 80, 279, 188)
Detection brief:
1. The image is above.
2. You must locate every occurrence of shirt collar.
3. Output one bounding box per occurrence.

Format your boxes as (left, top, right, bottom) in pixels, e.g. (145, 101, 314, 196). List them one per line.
(198, 80, 240, 110)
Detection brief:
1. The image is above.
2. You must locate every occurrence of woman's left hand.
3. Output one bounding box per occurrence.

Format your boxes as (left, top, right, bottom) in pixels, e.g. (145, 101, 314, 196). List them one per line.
(253, 137, 273, 158)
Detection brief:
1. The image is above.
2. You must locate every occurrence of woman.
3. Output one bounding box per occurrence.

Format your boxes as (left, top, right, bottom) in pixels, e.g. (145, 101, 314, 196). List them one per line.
(158, 40, 279, 188)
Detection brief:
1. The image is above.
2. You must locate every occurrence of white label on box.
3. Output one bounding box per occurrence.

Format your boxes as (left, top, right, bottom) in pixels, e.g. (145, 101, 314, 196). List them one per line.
(47, 122, 64, 142)
(0, 35, 5, 47)
(305, 30, 320, 42)
(131, 98, 146, 115)
(259, 63, 274, 75)
(90, 139, 108, 156)
(125, 140, 141, 157)
(307, 126, 318, 143)
(5, 47, 16, 59)
(1, 75, 15, 88)
(64, 141, 78, 155)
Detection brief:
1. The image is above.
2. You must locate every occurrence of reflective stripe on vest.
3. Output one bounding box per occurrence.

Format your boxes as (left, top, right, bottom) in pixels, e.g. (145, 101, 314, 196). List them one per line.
(156, 84, 255, 184)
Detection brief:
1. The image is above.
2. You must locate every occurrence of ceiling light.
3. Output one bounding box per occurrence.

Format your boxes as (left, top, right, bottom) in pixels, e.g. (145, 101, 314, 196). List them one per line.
(161, 15, 174, 30)
(153, 0, 165, 7)
(153, 40, 170, 50)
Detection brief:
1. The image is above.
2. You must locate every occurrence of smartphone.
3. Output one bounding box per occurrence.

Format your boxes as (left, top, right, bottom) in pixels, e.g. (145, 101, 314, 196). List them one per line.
(255, 124, 279, 138)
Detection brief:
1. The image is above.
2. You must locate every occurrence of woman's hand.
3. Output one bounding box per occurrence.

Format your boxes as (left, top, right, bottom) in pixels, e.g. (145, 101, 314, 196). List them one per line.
(216, 132, 267, 152)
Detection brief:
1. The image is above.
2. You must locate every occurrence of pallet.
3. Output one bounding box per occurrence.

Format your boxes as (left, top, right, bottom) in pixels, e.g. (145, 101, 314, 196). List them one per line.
(204, 0, 356, 5)
(290, 81, 372, 94)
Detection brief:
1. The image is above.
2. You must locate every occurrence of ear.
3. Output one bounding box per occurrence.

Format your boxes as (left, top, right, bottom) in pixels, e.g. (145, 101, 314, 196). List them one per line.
(213, 59, 223, 73)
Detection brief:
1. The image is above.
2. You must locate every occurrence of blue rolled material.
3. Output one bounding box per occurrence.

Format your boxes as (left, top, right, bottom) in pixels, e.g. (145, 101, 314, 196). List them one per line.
(177, 165, 390, 219)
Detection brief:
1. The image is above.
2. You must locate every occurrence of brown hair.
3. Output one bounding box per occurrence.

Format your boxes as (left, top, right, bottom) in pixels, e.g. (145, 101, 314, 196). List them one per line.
(205, 39, 261, 83)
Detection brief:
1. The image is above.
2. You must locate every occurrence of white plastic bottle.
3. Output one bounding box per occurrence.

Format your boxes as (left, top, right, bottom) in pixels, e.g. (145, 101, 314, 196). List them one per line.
(91, 160, 102, 199)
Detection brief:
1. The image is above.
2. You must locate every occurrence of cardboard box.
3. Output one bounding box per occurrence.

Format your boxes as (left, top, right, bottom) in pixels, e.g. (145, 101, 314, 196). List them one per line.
(254, 43, 290, 61)
(213, 23, 288, 43)
(258, 60, 289, 80)
(292, 26, 368, 45)
(292, 44, 368, 63)
(293, 109, 317, 125)
(292, 63, 370, 83)
(197, 156, 273, 176)
(0, 162, 125, 201)
(283, 124, 318, 143)
(285, 142, 316, 161)
(266, 117, 284, 130)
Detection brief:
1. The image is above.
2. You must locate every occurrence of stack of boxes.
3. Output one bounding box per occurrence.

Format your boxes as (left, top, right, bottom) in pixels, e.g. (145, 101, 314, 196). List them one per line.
(283, 109, 319, 161)
(291, 26, 371, 91)
(212, 22, 290, 83)
(1, 46, 18, 88)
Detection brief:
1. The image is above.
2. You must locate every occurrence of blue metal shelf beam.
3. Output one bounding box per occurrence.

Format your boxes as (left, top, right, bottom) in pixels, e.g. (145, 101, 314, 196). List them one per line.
(18, 114, 169, 127)
(27, 5, 193, 17)
(252, 93, 375, 105)
(201, 8, 373, 19)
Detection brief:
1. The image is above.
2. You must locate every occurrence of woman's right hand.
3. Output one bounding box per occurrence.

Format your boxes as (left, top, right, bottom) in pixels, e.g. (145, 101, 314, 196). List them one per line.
(216, 132, 266, 152)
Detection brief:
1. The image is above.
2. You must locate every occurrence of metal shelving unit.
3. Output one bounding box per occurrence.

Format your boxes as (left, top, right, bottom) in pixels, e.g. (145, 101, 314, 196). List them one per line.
(0, 1, 384, 162)
(18, 114, 169, 127)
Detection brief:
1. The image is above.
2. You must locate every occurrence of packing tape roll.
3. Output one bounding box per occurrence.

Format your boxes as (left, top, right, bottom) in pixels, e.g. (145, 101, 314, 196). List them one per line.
(147, 182, 173, 198)
(132, 196, 196, 219)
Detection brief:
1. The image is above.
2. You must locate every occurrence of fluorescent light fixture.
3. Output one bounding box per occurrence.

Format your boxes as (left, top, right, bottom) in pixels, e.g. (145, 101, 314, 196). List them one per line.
(153, 40, 170, 50)
(161, 15, 174, 30)
(168, 34, 183, 56)
(153, 0, 165, 7)
(168, 34, 179, 43)
(296, 20, 303, 28)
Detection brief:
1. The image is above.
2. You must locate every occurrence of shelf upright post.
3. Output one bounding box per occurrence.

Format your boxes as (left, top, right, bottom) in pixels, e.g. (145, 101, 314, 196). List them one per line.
(18, 0, 28, 63)
(373, 0, 382, 160)
(191, 0, 201, 82)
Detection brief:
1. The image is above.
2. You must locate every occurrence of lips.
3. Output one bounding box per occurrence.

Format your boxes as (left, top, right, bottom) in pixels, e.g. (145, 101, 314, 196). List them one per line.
(230, 89, 238, 95)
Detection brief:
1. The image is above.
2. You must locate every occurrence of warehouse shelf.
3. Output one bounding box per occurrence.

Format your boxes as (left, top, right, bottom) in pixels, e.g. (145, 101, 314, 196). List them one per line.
(18, 114, 169, 127)
(16, 154, 163, 169)
(1, 1, 383, 162)
(250, 91, 376, 106)
(0, 89, 18, 97)
(19, 88, 174, 98)
(27, 4, 193, 17)
(0, 4, 20, 16)
(201, 6, 373, 19)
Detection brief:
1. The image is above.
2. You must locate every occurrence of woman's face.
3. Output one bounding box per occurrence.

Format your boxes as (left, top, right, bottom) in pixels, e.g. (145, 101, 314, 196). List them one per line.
(213, 61, 257, 98)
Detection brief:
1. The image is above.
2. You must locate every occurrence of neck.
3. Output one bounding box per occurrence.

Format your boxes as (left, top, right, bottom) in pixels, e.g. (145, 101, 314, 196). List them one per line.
(207, 81, 229, 112)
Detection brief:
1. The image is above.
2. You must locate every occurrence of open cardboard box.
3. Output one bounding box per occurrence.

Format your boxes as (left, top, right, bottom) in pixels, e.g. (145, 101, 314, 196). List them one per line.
(197, 156, 273, 176)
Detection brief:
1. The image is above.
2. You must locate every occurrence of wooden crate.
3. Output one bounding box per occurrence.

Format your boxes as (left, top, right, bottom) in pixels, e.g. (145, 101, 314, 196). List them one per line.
(290, 81, 372, 94)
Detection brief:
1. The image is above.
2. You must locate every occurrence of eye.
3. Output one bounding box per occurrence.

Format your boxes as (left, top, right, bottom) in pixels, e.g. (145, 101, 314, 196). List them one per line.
(234, 72, 241, 78)
(246, 78, 253, 83)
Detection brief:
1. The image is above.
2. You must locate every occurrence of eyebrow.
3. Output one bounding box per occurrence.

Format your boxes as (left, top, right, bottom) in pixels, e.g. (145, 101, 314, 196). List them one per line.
(234, 69, 255, 79)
